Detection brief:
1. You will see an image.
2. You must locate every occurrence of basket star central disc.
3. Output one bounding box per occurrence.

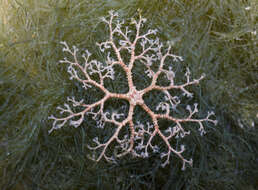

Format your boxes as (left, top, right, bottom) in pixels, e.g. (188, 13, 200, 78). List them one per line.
(127, 87, 144, 106)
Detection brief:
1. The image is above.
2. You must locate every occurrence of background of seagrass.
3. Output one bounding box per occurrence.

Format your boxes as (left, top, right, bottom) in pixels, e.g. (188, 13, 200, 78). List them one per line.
(0, 0, 257, 189)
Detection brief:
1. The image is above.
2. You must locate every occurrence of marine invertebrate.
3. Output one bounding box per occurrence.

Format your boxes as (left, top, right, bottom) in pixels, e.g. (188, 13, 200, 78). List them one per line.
(49, 10, 217, 170)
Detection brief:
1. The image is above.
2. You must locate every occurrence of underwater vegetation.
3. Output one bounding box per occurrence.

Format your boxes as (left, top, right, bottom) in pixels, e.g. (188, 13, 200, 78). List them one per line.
(0, 0, 257, 189)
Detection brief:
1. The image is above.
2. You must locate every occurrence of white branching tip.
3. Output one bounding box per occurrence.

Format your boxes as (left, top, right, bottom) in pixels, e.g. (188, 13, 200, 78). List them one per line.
(60, 41, 69, 52)
(201, 73, 206, 78)
(181, 158, 193, 171)
(108, 10, 118, 17)
(180, 144, 185, 152)
(100, 16, 108, 23)
(70, 116, 83, 128)
(142, 18, 147, 23)
(60, 41, 67, 46)
(48, 115, 55, 120)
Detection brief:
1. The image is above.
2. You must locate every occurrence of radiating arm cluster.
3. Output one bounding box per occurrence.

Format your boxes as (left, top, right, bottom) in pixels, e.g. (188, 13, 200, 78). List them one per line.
(49, 10, 217, 169)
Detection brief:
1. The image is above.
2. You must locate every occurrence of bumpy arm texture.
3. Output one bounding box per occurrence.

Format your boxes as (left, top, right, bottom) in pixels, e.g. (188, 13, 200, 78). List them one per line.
(49, 11, 217, 170)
